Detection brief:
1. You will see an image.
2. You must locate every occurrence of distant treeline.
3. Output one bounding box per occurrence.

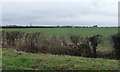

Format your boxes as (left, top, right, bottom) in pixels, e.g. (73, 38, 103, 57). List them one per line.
(1, 25, 119, 28)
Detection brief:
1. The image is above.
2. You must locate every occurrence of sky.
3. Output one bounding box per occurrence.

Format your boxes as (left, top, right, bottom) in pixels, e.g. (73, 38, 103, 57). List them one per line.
(1, 0, 119, 27)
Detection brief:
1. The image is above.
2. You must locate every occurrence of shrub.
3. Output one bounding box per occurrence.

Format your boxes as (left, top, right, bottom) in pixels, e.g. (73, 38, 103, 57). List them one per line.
(3, 31, 112, 59)
(88, 34, 102, 58)
(69, 35, 92, 57)
(2, 31, 25, 48)
(15, 32, 44, 53)
(1, 31, 7, 48)
(111, 33, 120, 60)
(69, 35, 80, 45)
(78, 43, 91, 57)
(45, 36, 71, 55)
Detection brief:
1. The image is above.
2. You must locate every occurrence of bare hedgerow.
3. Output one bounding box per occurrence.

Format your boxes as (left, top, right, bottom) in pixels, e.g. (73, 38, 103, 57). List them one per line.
(69, 35, 80, 45)
(15, 32, 44, 53)
(111, 33, 120, 60)
(45, 36, 69, 55)
(69, 35, 92, 57)
(2, 31, 25, 48)
(4, 31, 114, 59)
(78, 43, 91, 57)
(1, 31, 7, 48)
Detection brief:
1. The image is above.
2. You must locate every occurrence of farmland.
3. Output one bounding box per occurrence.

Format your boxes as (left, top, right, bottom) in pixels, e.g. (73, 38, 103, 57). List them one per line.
(2, 27, 118, 37)
(1, 27, 119, 71)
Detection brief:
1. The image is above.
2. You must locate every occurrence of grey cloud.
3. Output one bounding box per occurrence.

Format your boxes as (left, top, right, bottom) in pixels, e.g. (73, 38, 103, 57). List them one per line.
(2, 2, 118, 26)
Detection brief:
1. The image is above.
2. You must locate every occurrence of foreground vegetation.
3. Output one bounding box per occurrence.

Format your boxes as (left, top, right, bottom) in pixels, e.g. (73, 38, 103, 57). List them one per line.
(2, 28, 120, 59)
(2, 31, 116, 59)
(2, 48, 118, 70)
(1, 27, 119, 70)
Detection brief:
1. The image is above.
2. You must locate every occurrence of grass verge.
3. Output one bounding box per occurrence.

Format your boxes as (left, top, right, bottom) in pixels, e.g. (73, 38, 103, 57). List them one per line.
(2, 48, 118, 70)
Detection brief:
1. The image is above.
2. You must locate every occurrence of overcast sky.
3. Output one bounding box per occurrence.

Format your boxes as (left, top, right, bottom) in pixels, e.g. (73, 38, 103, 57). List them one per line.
(1, 0, 119, 27)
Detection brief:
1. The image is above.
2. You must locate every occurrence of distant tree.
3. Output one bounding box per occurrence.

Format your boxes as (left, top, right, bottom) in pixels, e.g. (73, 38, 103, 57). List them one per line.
(93, 25, 98, 27)
(57, 25, 59, 28)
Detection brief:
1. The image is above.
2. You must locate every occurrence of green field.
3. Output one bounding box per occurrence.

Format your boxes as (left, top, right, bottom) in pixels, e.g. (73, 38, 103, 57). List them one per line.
(2, 27, 118, 37)
(2, 48, 118, 70)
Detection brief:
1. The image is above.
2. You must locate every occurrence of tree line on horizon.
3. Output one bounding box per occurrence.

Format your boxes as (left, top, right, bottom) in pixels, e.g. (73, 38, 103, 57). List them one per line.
(1, 25, 119, 28)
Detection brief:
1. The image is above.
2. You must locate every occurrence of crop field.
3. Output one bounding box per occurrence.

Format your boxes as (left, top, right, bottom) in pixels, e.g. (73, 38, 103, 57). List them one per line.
(2, 27, 118, 37)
